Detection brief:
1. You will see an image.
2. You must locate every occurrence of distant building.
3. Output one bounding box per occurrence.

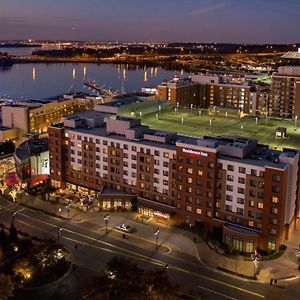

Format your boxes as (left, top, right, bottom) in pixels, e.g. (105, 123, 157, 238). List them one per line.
(1, 94, 96, 137)
(157, 74, 255, 114)
(270, 66, 300, 118)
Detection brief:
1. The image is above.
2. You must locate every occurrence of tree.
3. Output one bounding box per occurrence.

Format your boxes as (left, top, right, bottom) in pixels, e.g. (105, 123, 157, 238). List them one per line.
(105, 256, 179, 300)
(0, 273, 14, 300)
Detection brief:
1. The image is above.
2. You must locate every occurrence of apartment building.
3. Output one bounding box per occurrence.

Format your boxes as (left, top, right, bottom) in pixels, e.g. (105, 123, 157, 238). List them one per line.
(269, 66, 300, 118)
(157, 74, 254, 114)
(49, 108, 300, 252)
(157, 76, 207, 108)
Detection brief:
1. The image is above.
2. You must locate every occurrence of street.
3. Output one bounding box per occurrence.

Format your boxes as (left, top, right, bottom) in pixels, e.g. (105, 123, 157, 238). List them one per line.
(0, 196, 299, 300)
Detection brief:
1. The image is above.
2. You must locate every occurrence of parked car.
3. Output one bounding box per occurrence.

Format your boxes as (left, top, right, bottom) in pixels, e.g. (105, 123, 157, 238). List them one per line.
(115, 224, 133, 233)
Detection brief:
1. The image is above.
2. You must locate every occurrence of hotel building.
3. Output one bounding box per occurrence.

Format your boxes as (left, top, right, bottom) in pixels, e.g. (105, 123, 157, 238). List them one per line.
(49, 106, 300, 253)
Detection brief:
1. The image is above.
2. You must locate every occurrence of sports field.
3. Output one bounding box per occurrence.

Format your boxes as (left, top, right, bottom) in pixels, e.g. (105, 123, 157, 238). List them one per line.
(120, 103, 300, 150)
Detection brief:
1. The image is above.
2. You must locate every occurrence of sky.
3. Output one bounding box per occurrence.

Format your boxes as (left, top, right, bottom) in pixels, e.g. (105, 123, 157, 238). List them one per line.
(0, 0, 299, 43)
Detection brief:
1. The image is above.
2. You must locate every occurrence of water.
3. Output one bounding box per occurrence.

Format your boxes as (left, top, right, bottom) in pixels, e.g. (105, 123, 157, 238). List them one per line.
(0, 46, 60, 56)
(0, 62, 187, 100)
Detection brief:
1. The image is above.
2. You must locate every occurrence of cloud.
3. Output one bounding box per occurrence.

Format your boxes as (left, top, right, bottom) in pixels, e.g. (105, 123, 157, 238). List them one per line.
(186, 2, 227, 16)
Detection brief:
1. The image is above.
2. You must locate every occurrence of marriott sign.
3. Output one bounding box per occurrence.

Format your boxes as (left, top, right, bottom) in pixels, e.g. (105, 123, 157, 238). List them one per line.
(182, 148, 208, 157)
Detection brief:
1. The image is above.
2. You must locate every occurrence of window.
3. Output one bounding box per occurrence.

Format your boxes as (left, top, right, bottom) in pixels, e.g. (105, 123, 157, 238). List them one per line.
(187, 168, 193, 174)
(249, 190, 256, 197)
(238, 187, 244, 194)
(217, 163, 223, 169)
(186, 206, 192, 212)
(245, 240, 254, 253)
(237, 197, 244, 204)
(248, 210, 254, 217)
(154, 150, 160, 156)
(238, 177, 245, 184)
(187, 158, 193, 164)
(187, 177, 193, 184)
(198, 170, 203, 176)
(268, 241, 276, 251)
(271, 207, 278, 214)
(163, 152, 169, 158)
(237, 207, 244, 215)
(163, 161, 169, 167)
(233, 237, 243, 252)
(197, 160, 204, 166)
(248, 221, 254, 227)
(227, 175, 234, 182)
(269, 228, 277, 235)
(251, 169, 257, 176)
(226, 185, 233, 192)
(258, 202, 263, 209)
(226, 195, 233, 202)
(272, 196, 279, 203)
(257, 192, 264, 199)
(250, 180, 256, 187)
(239, 167, 246, 174)
(206, 211, 212, 217)
(270, 218, 277, 225)
(196, 208, 202, 215)
(225, 205, 232, 212)
(272, 186, 280, 193)
(272, 175, 280, 182)
(227, 165, 234, 171)
(208, 162, 214, 169)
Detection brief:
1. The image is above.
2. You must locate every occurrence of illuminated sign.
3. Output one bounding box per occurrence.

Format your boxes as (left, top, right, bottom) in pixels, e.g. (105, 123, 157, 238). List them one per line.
(154, 211, 170, 219)
(183, 148, 208, 157)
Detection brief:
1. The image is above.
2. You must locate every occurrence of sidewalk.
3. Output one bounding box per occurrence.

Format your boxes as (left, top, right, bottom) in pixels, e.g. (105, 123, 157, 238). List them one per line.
(14, 193, 300, 283)
(196, 226, 300, 283)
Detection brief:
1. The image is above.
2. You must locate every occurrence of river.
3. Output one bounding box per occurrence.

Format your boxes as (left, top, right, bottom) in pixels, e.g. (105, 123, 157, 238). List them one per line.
(0, 48, 187, 100)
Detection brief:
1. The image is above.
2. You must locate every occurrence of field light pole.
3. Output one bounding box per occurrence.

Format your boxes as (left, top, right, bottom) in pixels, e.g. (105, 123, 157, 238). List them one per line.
(104, 214, 110, 233)
(295, 116, 298, 128)
(154, 229, 160, 250)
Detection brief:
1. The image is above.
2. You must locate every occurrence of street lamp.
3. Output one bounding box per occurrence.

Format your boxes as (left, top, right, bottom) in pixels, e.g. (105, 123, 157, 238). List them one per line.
(252, 250, 260, 278)
(57, 226, 63, 245)
(295, 116, 298, 128)
(65, 203, 71, 220)
(11, 212, 17, 226)
(154, 228, 160, 250)
(104, 214, 110, 233)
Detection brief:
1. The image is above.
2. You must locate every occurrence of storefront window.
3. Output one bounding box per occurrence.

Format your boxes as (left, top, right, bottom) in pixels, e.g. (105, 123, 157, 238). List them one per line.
(233, 236, 243, 252)
(224, 234, 231, 245)
(114, 200, 122, 207)
(268, 240, 276, 251)
(103, 201, 111, 210)
(245, 240, 254, 253)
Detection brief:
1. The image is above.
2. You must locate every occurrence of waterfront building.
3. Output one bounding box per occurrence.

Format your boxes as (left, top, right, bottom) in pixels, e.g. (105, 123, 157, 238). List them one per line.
(1, 94, 95, 137)
(48, 107, 300, 252)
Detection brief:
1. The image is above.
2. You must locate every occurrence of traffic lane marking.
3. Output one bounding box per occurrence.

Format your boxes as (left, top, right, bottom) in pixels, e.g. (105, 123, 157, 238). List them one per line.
(13, 211, 265, 299)
(198, 285, 238, 300)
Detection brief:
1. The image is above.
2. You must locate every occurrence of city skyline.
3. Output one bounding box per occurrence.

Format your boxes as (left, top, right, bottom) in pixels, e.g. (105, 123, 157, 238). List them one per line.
(0, 0, 300, 43)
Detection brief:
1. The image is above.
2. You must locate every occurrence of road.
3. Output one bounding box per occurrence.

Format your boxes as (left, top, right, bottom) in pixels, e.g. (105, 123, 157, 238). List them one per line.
(0, 197, 299, 300)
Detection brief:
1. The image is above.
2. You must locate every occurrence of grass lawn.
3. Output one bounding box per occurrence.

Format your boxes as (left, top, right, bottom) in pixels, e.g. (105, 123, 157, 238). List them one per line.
(120, 105, 300, 150)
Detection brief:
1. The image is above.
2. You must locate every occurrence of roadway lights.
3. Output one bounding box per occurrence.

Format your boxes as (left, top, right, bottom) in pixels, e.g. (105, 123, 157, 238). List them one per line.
(154, 228, 160, 250)
(104, 214, 110, 233)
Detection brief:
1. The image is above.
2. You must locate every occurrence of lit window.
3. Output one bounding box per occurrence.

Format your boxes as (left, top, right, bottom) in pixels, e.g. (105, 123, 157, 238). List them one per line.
(196, 208, 202, 215)
(258, 202, 263, 209)
(187, 168, 193, 174)
(198, 170, 203, 176)
(272, 196, 279, 203)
